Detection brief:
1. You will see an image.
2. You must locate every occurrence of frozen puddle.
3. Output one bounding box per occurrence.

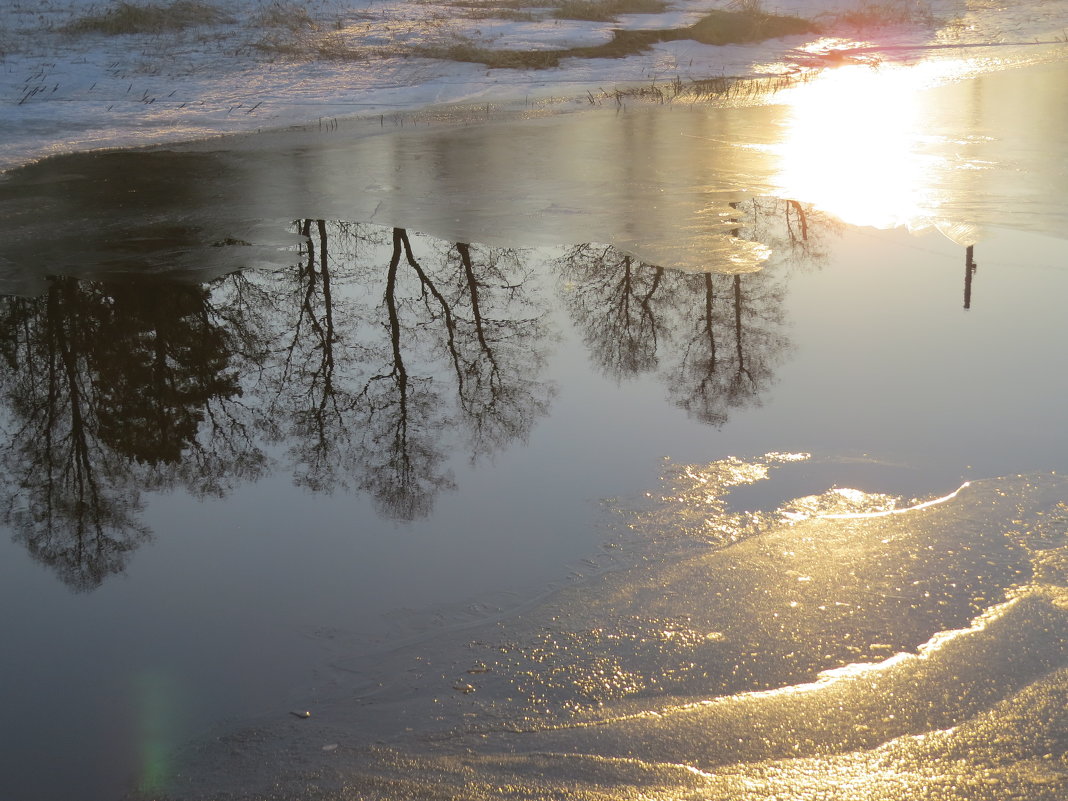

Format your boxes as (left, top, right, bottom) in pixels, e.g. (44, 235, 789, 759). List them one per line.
(158, 456, 1068, 799)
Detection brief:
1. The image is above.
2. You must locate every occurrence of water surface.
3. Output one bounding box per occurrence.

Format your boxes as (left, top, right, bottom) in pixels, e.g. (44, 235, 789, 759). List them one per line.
(0, 60, 1066, 800)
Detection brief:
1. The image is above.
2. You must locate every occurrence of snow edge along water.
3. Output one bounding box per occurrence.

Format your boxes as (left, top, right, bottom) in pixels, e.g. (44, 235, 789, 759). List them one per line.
(4, 0, 1068, 175)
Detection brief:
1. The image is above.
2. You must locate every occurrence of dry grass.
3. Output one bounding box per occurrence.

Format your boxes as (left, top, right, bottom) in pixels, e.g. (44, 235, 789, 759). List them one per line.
(237, 0, 817, 70)
(837, 0, 931, 28)
(436, 0, 537, 7)
(552, 0, 668, 22)
(455, 7, 540, 21)
(828, 0, 937, 29)
(249, 1, 352, 59)
(253, 30, 380, 60)
(422, 39, 562, 68)
(419, 9, 817, 69)
(250, 1, 318, 32)
(598, 70, 811, 105)
(685, 8, 815, 44)
(61, 0, 232, 35)
(727, 0, 766, 13)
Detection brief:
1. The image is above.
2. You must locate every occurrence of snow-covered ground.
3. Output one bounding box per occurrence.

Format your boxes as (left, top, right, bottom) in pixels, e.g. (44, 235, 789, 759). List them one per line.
(1, 0, 1066, 173)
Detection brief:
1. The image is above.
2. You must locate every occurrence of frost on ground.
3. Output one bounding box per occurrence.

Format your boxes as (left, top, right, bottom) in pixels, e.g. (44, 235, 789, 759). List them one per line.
(1, 0, 1066, 172)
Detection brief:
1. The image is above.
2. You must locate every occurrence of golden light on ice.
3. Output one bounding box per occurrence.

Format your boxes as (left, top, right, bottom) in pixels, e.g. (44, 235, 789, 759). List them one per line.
(768, 61, 969, 230)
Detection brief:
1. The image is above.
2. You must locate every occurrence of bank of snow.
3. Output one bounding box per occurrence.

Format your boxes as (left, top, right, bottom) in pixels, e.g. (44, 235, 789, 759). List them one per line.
(2, 0, 1066, 172)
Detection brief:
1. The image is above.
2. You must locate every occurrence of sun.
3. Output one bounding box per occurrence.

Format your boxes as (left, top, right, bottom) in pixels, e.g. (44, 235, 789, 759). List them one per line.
(766, 60, 971, 231)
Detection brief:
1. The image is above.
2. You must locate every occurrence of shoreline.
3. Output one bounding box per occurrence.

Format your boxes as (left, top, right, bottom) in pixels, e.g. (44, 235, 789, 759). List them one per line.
(6, 0, 1067, 175)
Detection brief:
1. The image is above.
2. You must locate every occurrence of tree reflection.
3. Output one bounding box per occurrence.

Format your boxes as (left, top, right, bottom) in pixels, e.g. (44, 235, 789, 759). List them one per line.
(0, 204, 822, 590)
(733, 197, 839, 272)
(557, 199, 811, 425)
(0, 221, 557, 589)
(446, 240, 553, 457)
(0, 276, 257, 590)
(667, 270, 789, 424)
(356, 229, 456, 520)
(93, 283, 241, 466)
(263, 222, 554, 520)
(560, 245, 672, 379)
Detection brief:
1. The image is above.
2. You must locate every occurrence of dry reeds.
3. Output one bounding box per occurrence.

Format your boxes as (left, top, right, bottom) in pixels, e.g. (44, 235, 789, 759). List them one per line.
(600, 70, 810, 105)
(61, 0, 232, 35)
(552, 0, 668, 22)
(831, 0, 936, 29)
(419, 9, 817, 69)
(250, 1, 318, 33)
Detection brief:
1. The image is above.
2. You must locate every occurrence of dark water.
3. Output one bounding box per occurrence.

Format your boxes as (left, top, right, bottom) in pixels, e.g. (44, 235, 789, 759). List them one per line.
(0, 60, 1067, 800)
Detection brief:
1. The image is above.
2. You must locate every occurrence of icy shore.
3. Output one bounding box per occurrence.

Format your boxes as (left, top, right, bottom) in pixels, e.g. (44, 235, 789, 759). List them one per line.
(3, 0, 1067, 174)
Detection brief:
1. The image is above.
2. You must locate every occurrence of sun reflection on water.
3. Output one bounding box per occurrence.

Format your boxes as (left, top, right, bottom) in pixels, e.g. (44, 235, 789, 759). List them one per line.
(768, 61, 973, 231)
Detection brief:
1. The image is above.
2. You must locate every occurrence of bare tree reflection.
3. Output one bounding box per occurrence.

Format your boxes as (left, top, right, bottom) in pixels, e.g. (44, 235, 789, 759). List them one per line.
(557, 199, 812, 425)
(0, 221, 556, 589)
(0, 203, 816, 589)
(443, 240, 553, 457)
(265, 218, 362, 494)
(264, 222, 553, 520)
(0, 276, 258, 590)
(559, 245, 673, 379)
(669, 270, 789, 424)
(670, 271, 728, 426)
(737, 198, 840, 272)
(354, 228, 456, 520)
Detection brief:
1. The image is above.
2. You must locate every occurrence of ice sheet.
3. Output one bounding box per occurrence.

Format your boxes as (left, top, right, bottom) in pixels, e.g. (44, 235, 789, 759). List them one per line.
(156, 459, 1068, 799)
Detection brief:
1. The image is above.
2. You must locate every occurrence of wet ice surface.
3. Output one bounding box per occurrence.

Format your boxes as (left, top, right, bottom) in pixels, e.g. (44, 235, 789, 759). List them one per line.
(1, 23, 1068, 801)
(1, 0, 1067, 172)
(162, 465, 1068, 800)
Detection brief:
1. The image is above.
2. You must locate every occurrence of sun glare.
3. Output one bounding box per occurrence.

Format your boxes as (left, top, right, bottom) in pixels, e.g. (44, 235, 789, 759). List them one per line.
(768, 61, 969, 231)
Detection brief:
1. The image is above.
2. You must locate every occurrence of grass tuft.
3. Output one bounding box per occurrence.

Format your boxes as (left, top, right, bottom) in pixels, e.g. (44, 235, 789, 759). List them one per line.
(419, 9, 818, 69)
(552, 0, 668, 22)
(249, 1, 348, 59)
(62, 0, 232, 35)
(456, 8, 540, 20)
(685, 8, 814, 45)
(250, 1, 318, 33)
(830, 0, 936, 29)
(422, 40, 564, 68)
(443, 0, 540, 15)
(599, 70, 811, 105)
(253, 31, 375, 60)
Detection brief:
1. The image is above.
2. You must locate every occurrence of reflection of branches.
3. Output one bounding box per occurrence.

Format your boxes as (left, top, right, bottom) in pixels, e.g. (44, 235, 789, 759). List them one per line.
(353, 229, 454, 520)
(0, 218, 556, 584)
(672, 272, 727, 426)
(558, 223, 795, 426)
(668, 266, 791, 425)
(261, 221, 391, 496)
(264, 223, 553, 520)
(269, 218, 359, 492)
(0, 275, 262, 590)
(0, 281, 147, 591)
(559, 245, 671, 379)
(92, 283, 241, 466)
(739, 198, 841, 271)
(148, 272, 272, 498)
(448, 242, 553, 456)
